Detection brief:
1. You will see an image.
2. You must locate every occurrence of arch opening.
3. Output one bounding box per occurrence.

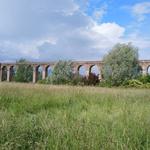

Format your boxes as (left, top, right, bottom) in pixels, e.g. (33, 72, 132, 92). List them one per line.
(10, 66, 16, 81)
(78, 65, 86, 76)
(36, 65, 43, 81)
(147, 66, 150, 75)
(46, 66, 52, 77)
(2, 66, 7, 81)
(90, 65, 100, 76)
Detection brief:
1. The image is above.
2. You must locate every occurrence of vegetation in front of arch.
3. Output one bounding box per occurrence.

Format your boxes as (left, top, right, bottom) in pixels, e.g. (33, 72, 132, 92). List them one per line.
(50, 60, 74, 85)
(37, 60, 74, 85)
(14, 59, 33, 82)
(37, 60, 100, 86)
(101, 43, 141, 87)
(12, 58, 150, 88)
(1, 66, 7, 81)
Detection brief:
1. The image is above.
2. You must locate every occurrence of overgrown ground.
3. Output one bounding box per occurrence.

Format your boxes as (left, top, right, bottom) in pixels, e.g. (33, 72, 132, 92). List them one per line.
(0, 83, 150, 150)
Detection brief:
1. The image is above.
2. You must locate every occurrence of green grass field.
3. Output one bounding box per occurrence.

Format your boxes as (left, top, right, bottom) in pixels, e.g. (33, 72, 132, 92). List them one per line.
(0, 83, 150, 150)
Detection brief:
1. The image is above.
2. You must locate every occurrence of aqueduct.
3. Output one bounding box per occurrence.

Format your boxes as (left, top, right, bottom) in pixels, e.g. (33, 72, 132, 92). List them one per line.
(0, 60, 150, 83)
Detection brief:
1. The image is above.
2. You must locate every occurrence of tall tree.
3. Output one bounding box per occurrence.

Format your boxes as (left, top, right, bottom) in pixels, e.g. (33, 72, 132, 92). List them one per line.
(15, 59, 33, 82)
(50, 60, 73, 84)
(102, 43, 140, 86)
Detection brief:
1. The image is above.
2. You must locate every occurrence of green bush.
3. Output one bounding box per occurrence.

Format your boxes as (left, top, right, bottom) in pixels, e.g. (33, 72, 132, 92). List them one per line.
(121, 79, 150, 88)
(83, 73, 99, 86)
(50, 60, 73, 85)
(138, 75, 150, 84)
(102, 43, 140, 86)
(37, 79, 47, 84)
(125, 79, 143, 88)
(15, 59, 33, 82)
(141, 83, 150, 88)
(71, 74, 84, 85)
(37, 77, 54, 85)
(38, 73, 100, 86)
(71, 73, 100, 86)
(99, 80, 112, 87)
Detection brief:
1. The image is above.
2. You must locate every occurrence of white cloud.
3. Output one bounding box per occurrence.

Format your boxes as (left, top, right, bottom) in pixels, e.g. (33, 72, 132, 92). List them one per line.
(123, 35, 150, 50)
(131, 2, 150, 22)
(92, 23, 125, 39)
(0, 0, 149, 62)
(92, 4, 107, 21)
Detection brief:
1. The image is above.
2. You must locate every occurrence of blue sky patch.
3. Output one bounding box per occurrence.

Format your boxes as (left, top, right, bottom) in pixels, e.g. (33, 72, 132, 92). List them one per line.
(0, 0, 150, 62)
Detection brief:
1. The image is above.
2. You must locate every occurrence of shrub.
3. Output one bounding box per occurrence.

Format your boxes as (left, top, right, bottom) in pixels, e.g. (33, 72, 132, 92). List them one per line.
(47, 60, 73, 85)
(125, 79, 143, 88)
(138, 75, 150, 84)
(102, 43, 140, 86)
(37, 79, 47, 84)
(84, 73, 99, 86)
(15, 59, 33, 82)
(75, 73, 100, 86)
(71, 73, 84, 85)
(143, 83, 150, 88)
(37, 73, 100, 86)
(99, 80, 112, 87)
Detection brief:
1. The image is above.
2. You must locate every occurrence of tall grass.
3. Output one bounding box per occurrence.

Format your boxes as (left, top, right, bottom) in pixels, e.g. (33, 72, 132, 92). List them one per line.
(0, 83, 150, 149)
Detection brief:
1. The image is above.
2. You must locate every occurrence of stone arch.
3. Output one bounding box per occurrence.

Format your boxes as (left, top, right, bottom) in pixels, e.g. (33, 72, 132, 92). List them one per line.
(45, 65, 52, 77)
(89, 65, 100, 76)
(147, 65, 150, 75)
(10, 66, 16, 81)
(78, 65, 86, 76)
(2, 66, 7, 81)
(36, 65, 43, 81)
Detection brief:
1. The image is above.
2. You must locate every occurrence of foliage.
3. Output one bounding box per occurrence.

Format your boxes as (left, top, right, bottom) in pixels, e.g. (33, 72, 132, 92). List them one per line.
(102, 43, 140, 86)
(138, 74, 150, 84)
(15, 59, 33, 82)
(2, 67, 7, 81)
(71, 73, 84, 86)
(37, 70, 42, 81)
(41, 72, 100, 86)
(37, 73, 99, 86)
(71, 73, 99, 86)
(83, 73, 99, 86)
(0, 83, 150, 149)
(122, 74, 150, 88)
(124, 79, 143, 88)
(88, 73, 99, 85)
(48, 60, 74, 84)
(37, 79, 47, 84)
(143, 83, 150, 88)
(122, 78, 150, 88)
(99, 80, 112, 87)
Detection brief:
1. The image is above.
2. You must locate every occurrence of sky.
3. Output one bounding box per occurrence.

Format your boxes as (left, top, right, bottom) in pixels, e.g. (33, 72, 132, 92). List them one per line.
(0, 0, 150, 62)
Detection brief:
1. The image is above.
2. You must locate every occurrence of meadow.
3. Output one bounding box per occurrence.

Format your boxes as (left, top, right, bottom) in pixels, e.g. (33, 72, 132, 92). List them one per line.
(0, 83, 150, 150)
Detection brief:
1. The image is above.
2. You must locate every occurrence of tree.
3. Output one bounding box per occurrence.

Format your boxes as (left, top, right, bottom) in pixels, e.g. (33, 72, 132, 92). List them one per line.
(50, 60, 73, 84)
(15, 59, 33, 82)
(102, 43, 140, 86)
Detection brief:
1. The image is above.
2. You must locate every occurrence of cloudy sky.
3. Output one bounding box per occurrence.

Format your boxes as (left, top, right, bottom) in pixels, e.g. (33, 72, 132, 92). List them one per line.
(0, 0, 150, 62)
